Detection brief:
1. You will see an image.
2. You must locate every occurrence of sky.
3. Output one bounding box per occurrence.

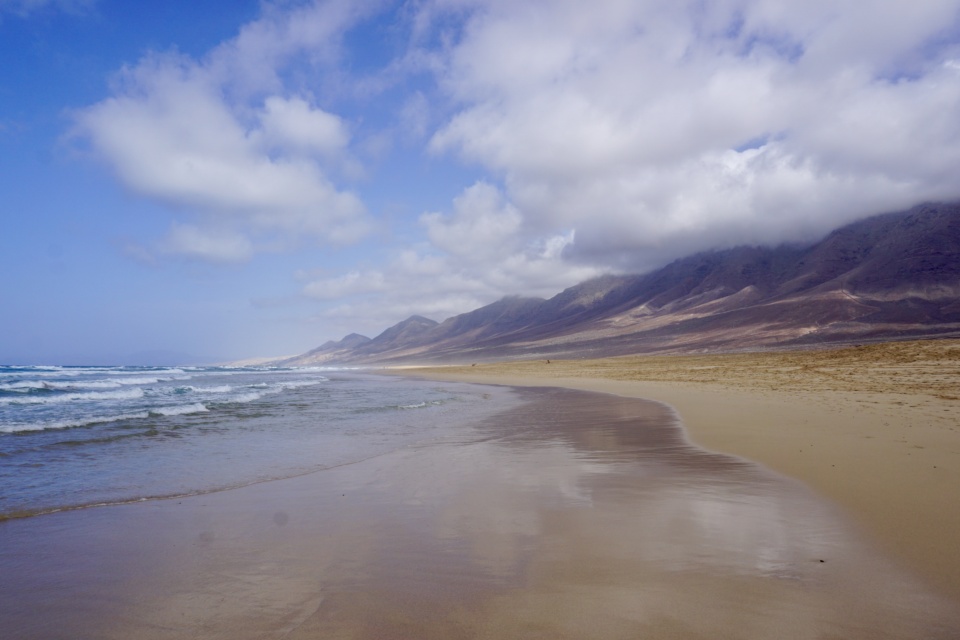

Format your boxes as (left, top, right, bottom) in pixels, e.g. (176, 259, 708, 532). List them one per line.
(2, 0, 960, 365)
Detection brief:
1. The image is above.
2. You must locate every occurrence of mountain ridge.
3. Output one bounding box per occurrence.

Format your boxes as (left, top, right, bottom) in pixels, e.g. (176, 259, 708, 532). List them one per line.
(282, 201, 960, 366)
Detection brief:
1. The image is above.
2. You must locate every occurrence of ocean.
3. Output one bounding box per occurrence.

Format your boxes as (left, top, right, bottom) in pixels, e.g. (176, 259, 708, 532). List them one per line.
(0, 364, 514, 520)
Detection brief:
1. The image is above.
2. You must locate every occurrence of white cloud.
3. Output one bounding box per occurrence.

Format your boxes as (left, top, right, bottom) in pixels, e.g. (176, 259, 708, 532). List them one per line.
(72, 2, 374, 262)
(302, 270, 387, 299)
(292, 0, 960, 340)
(161, 223, 254, 264)
(398, 91, 431, 140)
(256, 96, 350, 158)
(422, 0, 960, 269)
(303, 181, 602, 331)
(205, 0, 380, 96)
(66, 0, 960, 343)
(421, 181, 522, 261)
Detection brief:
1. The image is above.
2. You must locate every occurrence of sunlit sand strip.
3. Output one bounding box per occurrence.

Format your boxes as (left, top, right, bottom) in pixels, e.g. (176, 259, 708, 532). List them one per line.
(392, 339, 960, 602)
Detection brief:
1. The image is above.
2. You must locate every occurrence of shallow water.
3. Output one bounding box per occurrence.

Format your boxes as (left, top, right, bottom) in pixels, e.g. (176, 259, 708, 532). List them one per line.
(0, 369, 511, 518)
(1, 384, 957, 639)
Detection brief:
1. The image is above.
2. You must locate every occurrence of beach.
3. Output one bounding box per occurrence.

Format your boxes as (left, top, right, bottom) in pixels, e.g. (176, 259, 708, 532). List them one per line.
(2, 346, 959, 638)
(397, 339, 960, 604)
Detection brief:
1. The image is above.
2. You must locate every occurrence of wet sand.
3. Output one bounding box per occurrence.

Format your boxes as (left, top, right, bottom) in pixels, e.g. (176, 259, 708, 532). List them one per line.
(398, 339, 960, 603)
(2, 385, 958, 639)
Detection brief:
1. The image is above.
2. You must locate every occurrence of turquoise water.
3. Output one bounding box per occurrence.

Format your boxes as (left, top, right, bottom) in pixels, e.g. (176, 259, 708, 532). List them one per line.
(0, 365, 513, 519)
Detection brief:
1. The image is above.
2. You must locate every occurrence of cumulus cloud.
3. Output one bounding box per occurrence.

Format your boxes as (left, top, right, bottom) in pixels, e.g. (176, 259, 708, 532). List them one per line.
(286, 0, 960, 338)
(72, 1, 375, 262)
(302, 181, 602, 330)
(424, 0, 960, 268)
(421, 181, 522, 260)
(69, 0, 960, 339)
(256, 96, 350, 158)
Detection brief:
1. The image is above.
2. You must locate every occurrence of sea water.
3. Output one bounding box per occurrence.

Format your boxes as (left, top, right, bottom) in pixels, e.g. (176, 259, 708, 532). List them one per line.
(0, 365, 512, 519)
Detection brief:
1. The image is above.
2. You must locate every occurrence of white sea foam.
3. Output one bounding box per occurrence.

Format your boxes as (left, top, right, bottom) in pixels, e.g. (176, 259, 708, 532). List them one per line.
(170, 384, 235, 396)
(277, 379, 326, 389)
(0, 411, 152, 433)
(0, 388, 145, 405)
(226, 392, 265, 403)
(5, 367, 106, 378)
(150, 403, 208, 417)
(398, 400, 443, 409)
(64, 380, 125, 389)
(112, 376, 168, 386)
(198, 385, 233, 393)
(0, 378, 66, 390)
(0, 380, 49, 391)
(106, 368, 186, 377)
(0, 377, 176, 393)
(0, 379, 126, 392)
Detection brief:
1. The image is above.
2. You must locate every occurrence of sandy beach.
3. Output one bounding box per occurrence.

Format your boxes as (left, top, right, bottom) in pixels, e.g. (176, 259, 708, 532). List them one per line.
(3, 381, 959, 639)
(3, 343, 960, 638)
(396, 339, 960, 603)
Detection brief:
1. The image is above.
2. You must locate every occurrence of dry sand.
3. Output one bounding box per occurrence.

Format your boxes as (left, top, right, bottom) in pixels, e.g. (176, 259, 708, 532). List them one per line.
(396, 339, 960, 602)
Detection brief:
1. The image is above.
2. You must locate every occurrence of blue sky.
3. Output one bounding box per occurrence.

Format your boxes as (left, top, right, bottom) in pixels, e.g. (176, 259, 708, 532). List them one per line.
(2, 0, 960, 364)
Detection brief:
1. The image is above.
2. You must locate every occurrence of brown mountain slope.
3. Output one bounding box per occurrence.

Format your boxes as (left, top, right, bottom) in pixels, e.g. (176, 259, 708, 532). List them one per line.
(278, 333, 372, 366)
(284, 201, 960, 365)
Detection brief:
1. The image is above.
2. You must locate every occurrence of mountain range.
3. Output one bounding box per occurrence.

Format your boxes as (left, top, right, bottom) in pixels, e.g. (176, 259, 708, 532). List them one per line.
(280, 201, 960, 366)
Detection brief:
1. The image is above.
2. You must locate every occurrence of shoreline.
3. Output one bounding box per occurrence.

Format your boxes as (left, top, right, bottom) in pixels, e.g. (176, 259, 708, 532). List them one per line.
(391, 339, 960, 602)
(3, 383, 958, 638)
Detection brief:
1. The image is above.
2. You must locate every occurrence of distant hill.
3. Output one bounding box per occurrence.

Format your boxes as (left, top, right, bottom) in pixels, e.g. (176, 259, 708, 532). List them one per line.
(277, 333, 372, 366)
(282, 201, 960, 365)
